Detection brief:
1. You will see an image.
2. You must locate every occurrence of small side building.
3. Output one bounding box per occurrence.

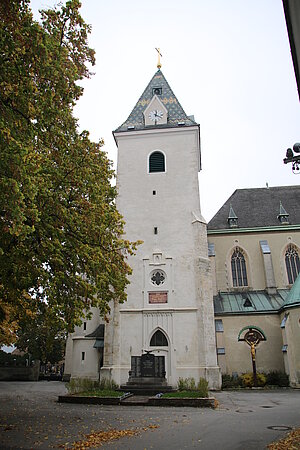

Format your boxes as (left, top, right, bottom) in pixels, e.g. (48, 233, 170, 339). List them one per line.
(208, 185, 300, 387)
(64, 308, 105, 381)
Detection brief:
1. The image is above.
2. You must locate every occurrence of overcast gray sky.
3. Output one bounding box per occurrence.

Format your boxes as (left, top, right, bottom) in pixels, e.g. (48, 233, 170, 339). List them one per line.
(30, 0, 300, 221)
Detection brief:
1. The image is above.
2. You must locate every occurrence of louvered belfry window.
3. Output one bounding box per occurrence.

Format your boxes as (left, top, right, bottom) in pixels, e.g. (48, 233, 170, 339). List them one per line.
(285, 244, 300, 284)
(149, 151, 165, 173)
(231, 247, 248, 287)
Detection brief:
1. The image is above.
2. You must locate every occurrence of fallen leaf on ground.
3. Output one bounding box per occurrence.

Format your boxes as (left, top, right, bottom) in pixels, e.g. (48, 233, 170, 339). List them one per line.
(267, 428, 300, 449)
(61, 425, 160, 449)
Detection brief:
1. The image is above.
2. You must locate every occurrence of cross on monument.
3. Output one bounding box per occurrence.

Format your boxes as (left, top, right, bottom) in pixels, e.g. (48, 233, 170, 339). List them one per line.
(155, 47, 162, 69)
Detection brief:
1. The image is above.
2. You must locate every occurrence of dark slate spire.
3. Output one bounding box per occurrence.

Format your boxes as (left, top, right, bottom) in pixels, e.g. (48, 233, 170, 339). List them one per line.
(277, 201, 290, 224)
(227, 204, 238, 228)
(114, 69, 197, 132)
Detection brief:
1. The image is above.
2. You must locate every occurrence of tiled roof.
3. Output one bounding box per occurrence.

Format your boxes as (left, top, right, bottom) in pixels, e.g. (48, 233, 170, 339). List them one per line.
(85, 324, 104, 339)
(214, 290, 289, 315)
(208, 185, 300, 230)
(114, 69, 197, 132)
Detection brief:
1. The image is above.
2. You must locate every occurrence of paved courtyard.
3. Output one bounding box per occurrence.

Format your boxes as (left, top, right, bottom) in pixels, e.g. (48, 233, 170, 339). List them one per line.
(0, 381, 299, 449)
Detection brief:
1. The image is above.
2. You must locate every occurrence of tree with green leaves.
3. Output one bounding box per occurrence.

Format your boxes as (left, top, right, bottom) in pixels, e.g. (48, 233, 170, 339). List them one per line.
(17, 304, 66, 365)
(0, 0, 138, 345)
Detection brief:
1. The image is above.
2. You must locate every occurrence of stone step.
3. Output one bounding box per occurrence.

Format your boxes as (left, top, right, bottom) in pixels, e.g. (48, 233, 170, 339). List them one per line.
(121, 395, 150, 405)
(120, 384, 174, 396)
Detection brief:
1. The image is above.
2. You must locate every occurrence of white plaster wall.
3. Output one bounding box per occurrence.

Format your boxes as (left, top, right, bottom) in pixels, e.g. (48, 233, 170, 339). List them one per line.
(116, 127, 203, 309)
(221, 314, 284, 375)
(282, 307, 300, 387)
(107, 126, 220, 389)
(63, 335, 73, 378)
(65, 307, 103, 380)
(71, 339, 100, 380)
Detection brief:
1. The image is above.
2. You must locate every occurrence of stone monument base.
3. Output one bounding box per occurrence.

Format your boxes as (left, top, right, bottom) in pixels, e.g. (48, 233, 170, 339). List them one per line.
(120, 376, 174, 396)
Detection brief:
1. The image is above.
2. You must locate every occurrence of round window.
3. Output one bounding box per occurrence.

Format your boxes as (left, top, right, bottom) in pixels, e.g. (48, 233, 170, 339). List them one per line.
(151, 270, 166, 286)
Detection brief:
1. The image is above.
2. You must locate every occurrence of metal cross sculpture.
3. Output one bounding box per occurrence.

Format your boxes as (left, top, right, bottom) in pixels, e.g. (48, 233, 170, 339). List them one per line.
(239, 327, 266, 387)
(155, 48, 162, 69)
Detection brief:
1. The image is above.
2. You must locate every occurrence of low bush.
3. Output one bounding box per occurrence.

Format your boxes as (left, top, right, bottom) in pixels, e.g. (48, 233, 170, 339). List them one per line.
(178, 377, 196, 391)
(197, 378, 209, 396)
(177, 377, 208, 397)
(222, 374, 243, 389)
(222, 371, 290, 389)
(266, 371, 289, 387)
(66, 377, 119, 395)
(241, 372, 266, 388)
(98, 378, 119, 391)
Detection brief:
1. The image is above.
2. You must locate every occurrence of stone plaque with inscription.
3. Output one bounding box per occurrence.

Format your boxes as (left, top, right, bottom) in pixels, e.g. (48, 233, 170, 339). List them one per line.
(154, 356, 165, 378)
(149, 292, 168, 304)
(141, 353, 155, 377)
(130, 356, 141, 378)
(129, 355, 166, 379)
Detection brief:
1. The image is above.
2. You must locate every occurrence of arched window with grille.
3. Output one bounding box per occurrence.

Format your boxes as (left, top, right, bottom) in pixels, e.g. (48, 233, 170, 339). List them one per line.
(285, 244, 300, 284)
(149, 151, 165, 173)
(150, 330, 168, 346)
(231, 247, 248, 287)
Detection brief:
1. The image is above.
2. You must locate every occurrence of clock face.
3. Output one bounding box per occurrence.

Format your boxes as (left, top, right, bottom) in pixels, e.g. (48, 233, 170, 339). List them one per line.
(149, 110, 164, 122)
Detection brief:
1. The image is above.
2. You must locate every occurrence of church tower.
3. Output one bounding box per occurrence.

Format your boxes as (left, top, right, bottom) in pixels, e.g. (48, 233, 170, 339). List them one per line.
(101, 64, 221, 389)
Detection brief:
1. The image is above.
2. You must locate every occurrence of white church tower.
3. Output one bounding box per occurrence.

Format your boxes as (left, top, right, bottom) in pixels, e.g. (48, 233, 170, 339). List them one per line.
(101, 64, 221, 389)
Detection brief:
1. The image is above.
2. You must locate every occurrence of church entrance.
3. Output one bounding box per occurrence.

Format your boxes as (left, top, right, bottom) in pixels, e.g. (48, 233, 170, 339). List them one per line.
(149, 329, 170, 382)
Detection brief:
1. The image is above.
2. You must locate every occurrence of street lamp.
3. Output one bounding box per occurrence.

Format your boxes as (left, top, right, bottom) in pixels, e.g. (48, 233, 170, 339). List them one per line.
(283, 143, 300, 174)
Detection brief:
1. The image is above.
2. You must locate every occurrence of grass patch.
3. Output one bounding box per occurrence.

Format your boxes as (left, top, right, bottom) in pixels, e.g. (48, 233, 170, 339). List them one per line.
(77, 389, 124, 398)
(162, 390, 207, 398)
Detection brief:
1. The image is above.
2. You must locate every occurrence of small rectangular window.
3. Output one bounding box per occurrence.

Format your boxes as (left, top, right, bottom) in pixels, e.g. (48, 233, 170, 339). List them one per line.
(282, 344, 288, 352)
(280, 314, 289, 328)
(154, 227, 158, 234)
(153, 190, 156, 195)
(81, 352, 85, 361)
(215, 319, 224, 332)
(217, 348, 225, 355)
(83, 322, 87, 331)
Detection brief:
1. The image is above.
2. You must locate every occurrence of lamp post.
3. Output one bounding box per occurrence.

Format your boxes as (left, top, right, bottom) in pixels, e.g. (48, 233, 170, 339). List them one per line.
(283, 143, 300, 174)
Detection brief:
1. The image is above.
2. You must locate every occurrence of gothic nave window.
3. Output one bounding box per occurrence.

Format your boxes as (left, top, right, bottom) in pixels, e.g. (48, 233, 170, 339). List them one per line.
(231, 247, 248, 287)
(285, 244, 300, 284)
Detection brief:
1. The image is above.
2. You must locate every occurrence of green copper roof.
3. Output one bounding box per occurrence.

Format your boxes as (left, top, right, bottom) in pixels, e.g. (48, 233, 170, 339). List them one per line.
(282, 274, 300, 308)
(214, 290, 289, 315)
(238, 325, 267, 340)
(114, 69, 197, 132)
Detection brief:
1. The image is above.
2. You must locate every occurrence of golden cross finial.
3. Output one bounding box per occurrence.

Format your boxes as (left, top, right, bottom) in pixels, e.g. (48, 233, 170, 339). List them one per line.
(155, 47, 162, 69)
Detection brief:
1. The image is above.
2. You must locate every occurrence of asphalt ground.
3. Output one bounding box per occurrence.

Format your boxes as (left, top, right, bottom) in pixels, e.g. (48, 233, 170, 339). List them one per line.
(0, 381, 299, 449)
